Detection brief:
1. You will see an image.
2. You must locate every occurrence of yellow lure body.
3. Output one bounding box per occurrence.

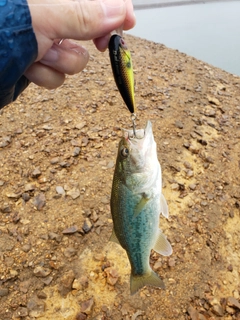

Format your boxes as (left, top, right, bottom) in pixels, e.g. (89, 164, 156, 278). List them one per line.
(108, 35, 135, 114)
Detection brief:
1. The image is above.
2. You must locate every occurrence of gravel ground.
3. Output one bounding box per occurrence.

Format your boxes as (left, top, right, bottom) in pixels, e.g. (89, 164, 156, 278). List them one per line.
(0, 35, 240, 320)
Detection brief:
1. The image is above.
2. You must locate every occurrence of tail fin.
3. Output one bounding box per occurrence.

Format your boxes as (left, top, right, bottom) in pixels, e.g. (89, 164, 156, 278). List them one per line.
(130, 271, 165, 295)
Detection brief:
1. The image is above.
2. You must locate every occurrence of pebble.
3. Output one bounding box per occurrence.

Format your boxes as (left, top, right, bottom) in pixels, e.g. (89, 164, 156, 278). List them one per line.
(67, 188, 80, 200)
(27, 296, 46, 318)
(22, 244, 31, 252)
(76, 313, 87, 320)
(32, 168, 42, 178)
(63, 247, 77, 258)
(22, 192, 31, 202)
(104, 267, 119, 286)
(58, 269, 75, 297)
(189, 184, 196, 190)
(50, 157, 60, 164)
(24, 183, 36, 191)
(73, 147, 81, 157)
(187, 305, 199, 320)
(48, 232, 62, 242)
(62, 225, 78, 234)
(33, 266, 51, 277)
(13, 307, 28, 318)
(175, 120, 184, 129)
(80, 298, 94, 315)
(1, 203, 11, 213)
(0, 287, 9, 297)
(82, 218, 92, 233)
(56, 186, 65, 195)
(32, 193, 46, 210)
(227, 297, 240, 309)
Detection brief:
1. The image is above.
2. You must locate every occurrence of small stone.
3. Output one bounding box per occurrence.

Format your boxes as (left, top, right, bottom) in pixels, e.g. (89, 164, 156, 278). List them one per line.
(212, 304, 224, 316)
(1, 203, 11, 213)
(32, 193, 46, 210)
(48, 232, 62, 242)
(22, 244, 31, 252)
(73, 147, 81, 157)
(0, 287, 9, 297)
(171, 183, 179, 190)
(189, 184, 196, 190)
(168, 257, 176, 267)
(56, 186, 65, 195)
(41, 276, 53, 285)
(62, 225, 78, 234)
(76, 313, 87, 320)
(58, 269, 75, 297)
(63, 247, 77, 258)
(27, 296, 45, 318)
(104, 267, 119, 286)
(80, 298, 94, 315)
(227, 297, 240, 309)
(22, 192, 31, 202)
(32, 168, 42, 178)
(82, 218, 92, 233)
(175, 120, 184, 129)
(0, 180, 5, 186)
(50, 157, 60, 164)
(106, 160, 115, 169)
(24, 183, 36, 191)
(33, 266, 51, 277)
(208, 95, 220, 106)
(67, 188, 80, 200)
(13, 307, 28, 318)
(37, 291, 47, 299)
(101, 196, 109, 204)
(188, 306, 199, 320)
(75, 121, 86, 130)
(183, 161, 193, 169)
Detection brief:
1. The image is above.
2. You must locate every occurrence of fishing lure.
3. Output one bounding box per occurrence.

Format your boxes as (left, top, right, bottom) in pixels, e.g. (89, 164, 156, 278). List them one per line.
(108, 34, 136, 114)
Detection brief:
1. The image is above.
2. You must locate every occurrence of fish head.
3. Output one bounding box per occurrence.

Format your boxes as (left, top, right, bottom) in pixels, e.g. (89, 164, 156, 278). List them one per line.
(117, 120, 158, 176)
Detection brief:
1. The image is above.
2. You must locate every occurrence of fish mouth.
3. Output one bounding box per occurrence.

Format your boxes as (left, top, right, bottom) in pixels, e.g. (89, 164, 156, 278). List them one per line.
(122, 120, 152, 141)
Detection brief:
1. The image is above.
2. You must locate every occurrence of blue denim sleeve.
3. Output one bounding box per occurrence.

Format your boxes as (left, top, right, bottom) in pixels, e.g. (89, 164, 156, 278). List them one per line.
(0, 0, 38, 109)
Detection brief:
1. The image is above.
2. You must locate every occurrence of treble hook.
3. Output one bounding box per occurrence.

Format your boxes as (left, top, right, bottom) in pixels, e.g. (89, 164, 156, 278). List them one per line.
(131, 113, 137, 138)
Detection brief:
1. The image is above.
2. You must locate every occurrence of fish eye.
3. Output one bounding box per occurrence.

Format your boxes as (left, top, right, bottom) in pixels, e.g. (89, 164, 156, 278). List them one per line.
(121, 147, 129, 158)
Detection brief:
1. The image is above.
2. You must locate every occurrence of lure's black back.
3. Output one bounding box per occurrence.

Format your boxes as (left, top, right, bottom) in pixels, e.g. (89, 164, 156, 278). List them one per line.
(108, 34, 135, 114)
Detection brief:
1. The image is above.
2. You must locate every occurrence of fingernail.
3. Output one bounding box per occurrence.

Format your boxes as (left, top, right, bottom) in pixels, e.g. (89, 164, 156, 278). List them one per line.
(41, 47, 59, 63)
(71, 44, 88, 56)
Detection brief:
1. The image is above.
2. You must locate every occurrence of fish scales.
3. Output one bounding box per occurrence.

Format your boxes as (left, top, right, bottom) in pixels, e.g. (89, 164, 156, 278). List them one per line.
(110, 121, 172, 295)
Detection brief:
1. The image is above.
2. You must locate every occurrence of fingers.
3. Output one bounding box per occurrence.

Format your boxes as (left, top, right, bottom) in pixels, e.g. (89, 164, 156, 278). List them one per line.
(28, 0, 135, 59)
(24, 40, 89, 89)
(24, 63, 65, 89)
(40, 41, 89, 75)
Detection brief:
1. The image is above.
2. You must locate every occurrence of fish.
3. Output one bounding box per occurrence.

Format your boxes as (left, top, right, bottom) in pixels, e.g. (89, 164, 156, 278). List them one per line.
(110, 120, 172, 295)
(108, 34, 135, 114)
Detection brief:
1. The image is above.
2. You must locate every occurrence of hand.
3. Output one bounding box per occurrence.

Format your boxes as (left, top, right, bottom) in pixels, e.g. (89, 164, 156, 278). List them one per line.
(25, 0, 135, 89)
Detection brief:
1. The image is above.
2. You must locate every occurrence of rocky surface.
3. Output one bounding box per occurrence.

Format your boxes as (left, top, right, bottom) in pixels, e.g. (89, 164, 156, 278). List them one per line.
(0, 35, 240, 319)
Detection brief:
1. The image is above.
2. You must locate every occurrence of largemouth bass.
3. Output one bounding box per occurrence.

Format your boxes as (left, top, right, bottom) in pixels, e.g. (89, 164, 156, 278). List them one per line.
(108, 34, 135, 114)
(110, 121, 172, 295)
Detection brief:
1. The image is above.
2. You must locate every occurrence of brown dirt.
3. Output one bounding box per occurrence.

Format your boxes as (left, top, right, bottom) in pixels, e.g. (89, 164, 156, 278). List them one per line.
(0, 35, 240, 320)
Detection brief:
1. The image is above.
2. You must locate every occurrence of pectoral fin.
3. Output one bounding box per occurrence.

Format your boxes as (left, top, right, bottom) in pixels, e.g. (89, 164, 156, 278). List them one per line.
(109, 229, 120, 245)
(153, 230, 172, 256)
(160, 194, 169, 218)
(133, 195, 149, 218)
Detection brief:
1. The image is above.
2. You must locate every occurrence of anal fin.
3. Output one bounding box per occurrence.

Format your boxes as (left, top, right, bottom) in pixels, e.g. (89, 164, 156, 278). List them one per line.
(153, 230, 172, 256)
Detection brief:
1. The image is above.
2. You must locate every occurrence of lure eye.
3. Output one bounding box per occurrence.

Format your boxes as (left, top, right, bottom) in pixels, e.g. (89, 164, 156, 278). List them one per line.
(120, 38, 128, 50)
(121, 147, 129, 158)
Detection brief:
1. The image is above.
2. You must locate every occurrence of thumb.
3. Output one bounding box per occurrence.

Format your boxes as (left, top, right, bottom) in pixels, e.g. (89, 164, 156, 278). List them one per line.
(30, 0, 127, 57)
